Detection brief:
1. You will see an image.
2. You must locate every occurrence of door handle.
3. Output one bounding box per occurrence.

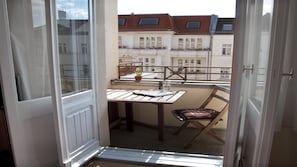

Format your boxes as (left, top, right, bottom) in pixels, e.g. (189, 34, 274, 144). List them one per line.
(282, 68, 294, 80)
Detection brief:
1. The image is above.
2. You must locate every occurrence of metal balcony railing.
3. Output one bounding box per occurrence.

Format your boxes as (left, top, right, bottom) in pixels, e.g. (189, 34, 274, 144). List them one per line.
(59, 63, 234, 84)
(118, 62, 232, 82)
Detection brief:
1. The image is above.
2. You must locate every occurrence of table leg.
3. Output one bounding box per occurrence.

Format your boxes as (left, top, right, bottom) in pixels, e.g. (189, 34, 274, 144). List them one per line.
(125, 102, 134, 131)
(157, 103, 164, 141)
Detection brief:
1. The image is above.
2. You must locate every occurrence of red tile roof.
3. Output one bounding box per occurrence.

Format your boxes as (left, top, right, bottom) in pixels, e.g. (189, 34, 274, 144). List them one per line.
(173, 16, 211, 34)
(118, 14, 211, 34)
(118, 14, 175, 31)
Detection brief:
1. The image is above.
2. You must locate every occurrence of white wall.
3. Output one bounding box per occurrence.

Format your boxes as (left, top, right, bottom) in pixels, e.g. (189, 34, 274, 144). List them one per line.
(95, 0, 118, 146)
(212, 35, 234, 56)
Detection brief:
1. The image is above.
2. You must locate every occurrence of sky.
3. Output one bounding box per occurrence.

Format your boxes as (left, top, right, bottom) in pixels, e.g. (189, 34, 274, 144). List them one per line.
(57, 0, 89, 19)
(118, 0, 236, 17)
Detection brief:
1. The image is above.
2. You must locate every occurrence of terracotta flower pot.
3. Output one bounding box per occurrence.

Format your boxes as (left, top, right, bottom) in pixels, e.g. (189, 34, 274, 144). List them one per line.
(135, 75, 142, 81)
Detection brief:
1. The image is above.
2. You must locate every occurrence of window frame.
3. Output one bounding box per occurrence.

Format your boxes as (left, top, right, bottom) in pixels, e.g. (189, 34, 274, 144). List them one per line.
(118, 18, 126, 26)
(186, 21, 201, 29)
(139, 18, 159, 25)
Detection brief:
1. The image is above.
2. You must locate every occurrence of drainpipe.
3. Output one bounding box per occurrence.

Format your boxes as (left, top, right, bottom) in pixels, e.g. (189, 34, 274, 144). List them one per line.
(208, 14, 218, 81)
(208, 35, 213, 81)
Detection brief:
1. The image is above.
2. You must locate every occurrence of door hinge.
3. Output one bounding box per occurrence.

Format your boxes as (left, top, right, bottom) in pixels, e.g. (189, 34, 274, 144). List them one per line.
(243, 64, 254, 73)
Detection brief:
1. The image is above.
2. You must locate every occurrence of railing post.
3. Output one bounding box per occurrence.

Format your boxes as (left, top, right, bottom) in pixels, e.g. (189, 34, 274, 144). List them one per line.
(163, 66, 167, 80)
(118, 65, 121, 79)
(184, 67, 187, 81)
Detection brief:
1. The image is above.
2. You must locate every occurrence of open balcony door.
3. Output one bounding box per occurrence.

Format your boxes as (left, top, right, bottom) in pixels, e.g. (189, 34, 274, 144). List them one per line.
(225, 0, 294, 166)
(49, 0, 100, 166)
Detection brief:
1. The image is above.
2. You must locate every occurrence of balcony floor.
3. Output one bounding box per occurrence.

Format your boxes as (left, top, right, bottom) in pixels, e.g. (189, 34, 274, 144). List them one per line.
(110, 123, 225, 156)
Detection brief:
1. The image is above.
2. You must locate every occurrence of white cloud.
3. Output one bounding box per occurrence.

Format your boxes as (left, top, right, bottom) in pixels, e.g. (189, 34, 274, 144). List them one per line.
(57, 0, 88, 19)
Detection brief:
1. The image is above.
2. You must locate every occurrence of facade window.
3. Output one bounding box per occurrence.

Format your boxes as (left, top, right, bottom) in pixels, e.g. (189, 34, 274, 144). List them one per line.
(220, 67, 230, 79)
(63, 43, 67, 53)
(196, 60, 201, 64)
(138, 58, 143, 63)
(59, 43, 63, 53)
(191, 38, 195, 49)
(81, 43, 87, 54)
(118, 36, 122, 48)
(222, 24, 233, 31)
(186, 39, 190, 49)
(146, 37, 150, 48)
(118, 18, 126, 26)
(185, 60, 188, 64)
(59, 43, 67, 54)
(151, 37, 155, 48)
(178, 59, 183, 66)
(197, 38, 202, 49)
(157, 37, 162, 48)
(222, 44, 232, 55)
(139, 18, 159, 25)
(145, 58, 149, 63)
(151, 58, 155, 64)
(186, 21, 201, 29)
(178, 38, 184, 49)
(191, 60, 194, 64)
(139, 37, 144, 48)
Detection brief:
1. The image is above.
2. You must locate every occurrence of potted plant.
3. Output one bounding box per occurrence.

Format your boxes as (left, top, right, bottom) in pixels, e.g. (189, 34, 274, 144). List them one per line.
(134, 69, 142, 81)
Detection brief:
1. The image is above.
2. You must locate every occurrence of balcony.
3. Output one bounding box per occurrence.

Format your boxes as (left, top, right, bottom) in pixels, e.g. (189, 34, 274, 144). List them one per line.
(59, 63, 231, 156)
(106, 64, 231, 156)
(108, 85, 229, 155)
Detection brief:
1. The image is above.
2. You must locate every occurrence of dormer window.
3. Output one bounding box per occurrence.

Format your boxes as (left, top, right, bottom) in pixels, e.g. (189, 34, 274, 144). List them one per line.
(186, 21, 201, 29)
(222, 24, 233, 31)
(118, 18, 126, 26)
(139, 18, 159, 25)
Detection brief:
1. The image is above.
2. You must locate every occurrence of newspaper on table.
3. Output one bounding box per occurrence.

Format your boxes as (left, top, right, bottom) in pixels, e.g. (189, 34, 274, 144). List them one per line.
(133, 89, 176, 97)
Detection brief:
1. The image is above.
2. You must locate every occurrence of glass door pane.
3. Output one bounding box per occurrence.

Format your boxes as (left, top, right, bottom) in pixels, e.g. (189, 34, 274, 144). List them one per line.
(7, 0, 51, 101)
(56, 0, 91, 95)
(249, 0, 274, 109)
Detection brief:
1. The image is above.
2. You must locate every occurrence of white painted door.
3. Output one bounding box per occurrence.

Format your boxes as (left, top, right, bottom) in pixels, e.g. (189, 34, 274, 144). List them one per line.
(224, 0, 292, 166)
(239, 0, 275, 166)
(49, 0, 100, 166)
(0, 0, 59, 166)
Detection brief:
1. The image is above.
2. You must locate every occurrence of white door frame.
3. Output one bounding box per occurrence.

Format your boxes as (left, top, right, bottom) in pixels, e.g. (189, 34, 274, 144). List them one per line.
(48, 0, 103, 166)
(224, 0, 291, 166)
(0, 0, 59, 166)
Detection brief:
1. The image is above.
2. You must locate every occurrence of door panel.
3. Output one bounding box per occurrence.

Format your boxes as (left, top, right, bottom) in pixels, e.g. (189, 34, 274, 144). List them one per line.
(63, 91, 96, 156)
(240, 0, 275, 166)
(225, 0, 282, 166)
(0, 0, 59, 166)
(49, 0, 99, 166)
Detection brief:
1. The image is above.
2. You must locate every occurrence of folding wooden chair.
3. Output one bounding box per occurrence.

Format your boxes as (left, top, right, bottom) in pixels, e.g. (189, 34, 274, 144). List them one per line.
(171, 86, 229, 148)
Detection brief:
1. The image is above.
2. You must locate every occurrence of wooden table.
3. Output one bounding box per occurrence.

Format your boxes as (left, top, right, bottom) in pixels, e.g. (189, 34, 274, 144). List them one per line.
(107, 89, 186, 141)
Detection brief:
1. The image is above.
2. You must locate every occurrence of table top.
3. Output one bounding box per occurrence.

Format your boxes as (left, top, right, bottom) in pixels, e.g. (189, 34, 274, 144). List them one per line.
(107, 89, 186, 104)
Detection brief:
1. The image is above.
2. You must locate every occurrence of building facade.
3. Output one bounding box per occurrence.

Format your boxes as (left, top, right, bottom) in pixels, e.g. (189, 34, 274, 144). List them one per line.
(118, 14, 234, 80)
